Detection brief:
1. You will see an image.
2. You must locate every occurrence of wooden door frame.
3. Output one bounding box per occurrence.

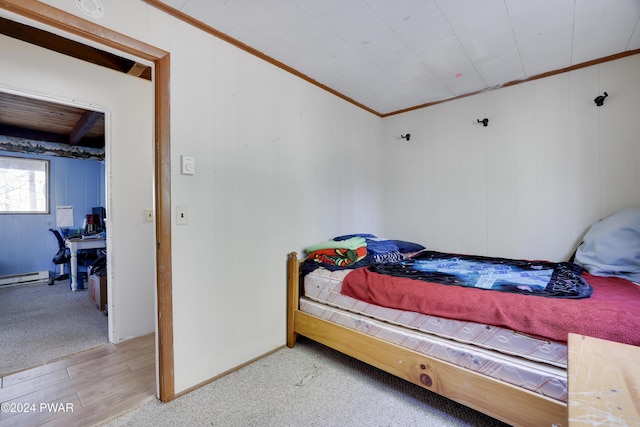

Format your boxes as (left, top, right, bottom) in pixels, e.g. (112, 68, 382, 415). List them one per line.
(0, 0, 175, 401)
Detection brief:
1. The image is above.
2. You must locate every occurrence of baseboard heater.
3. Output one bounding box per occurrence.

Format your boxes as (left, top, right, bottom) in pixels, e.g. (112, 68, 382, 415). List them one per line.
(0, 271, 49, 286)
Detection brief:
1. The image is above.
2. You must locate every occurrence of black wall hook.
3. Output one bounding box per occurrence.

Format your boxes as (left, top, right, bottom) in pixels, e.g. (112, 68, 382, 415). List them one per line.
(401, 134, 411, 141)
(594, 92, 608, 106)
(477, 118, 489, 127)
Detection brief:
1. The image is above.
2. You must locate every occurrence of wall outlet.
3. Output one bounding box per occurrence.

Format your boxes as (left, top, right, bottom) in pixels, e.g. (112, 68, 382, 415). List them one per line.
(176, 205, 188, 225)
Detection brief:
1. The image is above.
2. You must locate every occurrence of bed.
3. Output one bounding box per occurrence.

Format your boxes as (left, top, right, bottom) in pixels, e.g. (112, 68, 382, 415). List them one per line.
(286, 209, 640, 427)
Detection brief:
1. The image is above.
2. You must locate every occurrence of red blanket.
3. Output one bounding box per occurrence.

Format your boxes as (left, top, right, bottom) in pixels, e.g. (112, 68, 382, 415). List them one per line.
(341, 268, 640, 345)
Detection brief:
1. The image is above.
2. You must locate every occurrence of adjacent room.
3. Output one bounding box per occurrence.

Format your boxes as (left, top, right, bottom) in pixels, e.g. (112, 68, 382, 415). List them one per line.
(0, 148, 109, 374)
(1, 0, 639, 426)
(0, 89, 112, 374)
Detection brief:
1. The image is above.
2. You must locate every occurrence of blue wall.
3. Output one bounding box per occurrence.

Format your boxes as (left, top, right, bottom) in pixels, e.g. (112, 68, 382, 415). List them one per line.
(0, 151, 104, 276)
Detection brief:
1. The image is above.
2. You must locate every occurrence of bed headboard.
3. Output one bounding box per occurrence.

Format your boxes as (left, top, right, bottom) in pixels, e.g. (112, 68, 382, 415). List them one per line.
(287, 252, 301, 347)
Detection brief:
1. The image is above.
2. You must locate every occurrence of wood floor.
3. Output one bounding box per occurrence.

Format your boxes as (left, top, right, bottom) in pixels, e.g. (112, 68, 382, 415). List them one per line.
(0, 333, 156, 427)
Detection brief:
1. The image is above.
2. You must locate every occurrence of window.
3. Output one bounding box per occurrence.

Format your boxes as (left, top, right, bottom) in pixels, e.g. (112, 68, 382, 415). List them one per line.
(0, 156, 49, 214)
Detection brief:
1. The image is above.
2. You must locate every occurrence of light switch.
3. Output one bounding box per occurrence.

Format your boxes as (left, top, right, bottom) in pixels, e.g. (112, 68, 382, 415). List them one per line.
(181, 155, 195, 175)
(145, 208, 153, 222)
(176, 205, 188, 225)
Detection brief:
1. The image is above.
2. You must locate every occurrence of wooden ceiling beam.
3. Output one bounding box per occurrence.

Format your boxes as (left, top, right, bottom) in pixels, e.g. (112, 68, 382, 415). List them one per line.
(0, 16, 151, 81)
(69, 110, 102, 145)
(128, 62, 148, 77)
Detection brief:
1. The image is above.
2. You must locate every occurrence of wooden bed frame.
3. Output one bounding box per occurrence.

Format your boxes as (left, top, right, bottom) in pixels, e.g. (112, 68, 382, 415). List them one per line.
(286, 252, 568, 427)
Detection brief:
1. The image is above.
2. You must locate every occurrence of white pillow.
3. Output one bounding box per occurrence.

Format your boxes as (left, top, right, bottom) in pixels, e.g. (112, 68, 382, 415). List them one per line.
(574, 207, 640, 283)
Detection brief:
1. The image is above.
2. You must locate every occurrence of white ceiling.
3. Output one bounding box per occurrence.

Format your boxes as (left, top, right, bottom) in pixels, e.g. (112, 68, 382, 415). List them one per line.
(155, 0, 640, 115)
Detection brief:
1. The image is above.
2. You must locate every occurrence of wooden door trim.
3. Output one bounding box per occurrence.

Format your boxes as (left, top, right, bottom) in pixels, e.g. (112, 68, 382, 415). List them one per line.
(0, 0, 175, 401)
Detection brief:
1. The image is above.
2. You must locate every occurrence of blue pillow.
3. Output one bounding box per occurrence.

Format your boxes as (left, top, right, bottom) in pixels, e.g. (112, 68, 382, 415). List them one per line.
(392, 240, 426, 253)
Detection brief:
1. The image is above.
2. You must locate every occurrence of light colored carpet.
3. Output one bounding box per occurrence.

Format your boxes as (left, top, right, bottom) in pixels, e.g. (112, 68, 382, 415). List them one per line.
(0, 279, 109, 375)
(103, 337, 508, 427)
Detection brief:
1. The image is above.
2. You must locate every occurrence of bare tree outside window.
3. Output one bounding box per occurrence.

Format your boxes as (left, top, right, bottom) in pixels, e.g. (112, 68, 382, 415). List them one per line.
(0, 156, 49, 214)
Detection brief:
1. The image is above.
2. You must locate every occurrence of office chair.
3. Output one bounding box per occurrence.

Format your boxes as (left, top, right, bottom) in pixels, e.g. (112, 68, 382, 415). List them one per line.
(48, 228, 98, 287)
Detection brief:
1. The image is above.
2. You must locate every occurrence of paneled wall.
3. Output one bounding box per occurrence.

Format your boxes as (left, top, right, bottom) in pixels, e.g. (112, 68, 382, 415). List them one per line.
(381, 54, 640, 262)
(24, 1, 640, 396)
(164, 14, 384, 392)
(0, 151, 104, 276)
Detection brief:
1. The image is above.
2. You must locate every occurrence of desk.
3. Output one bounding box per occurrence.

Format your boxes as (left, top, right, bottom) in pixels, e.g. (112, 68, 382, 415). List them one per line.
(568, 333, 640, 426)
(65, 238, 106, 291)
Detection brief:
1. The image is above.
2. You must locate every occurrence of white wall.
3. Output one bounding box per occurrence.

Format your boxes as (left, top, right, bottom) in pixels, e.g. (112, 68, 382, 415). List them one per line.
(33, 0, 640, 396)
(165, 19, 383, 391)
(0, 33, 155, 343)
(382, 54, 640, 262)
(38, 0, 384, 393)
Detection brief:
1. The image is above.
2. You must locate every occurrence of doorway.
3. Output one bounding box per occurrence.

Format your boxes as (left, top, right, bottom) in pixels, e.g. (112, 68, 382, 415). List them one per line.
(0, 90, 109, 373)
(0, 1, 174, 401)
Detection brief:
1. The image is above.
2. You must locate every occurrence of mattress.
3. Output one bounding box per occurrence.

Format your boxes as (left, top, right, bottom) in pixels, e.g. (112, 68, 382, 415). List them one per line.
(304, 267, 568, 368)
(300, 298, 567, 402)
